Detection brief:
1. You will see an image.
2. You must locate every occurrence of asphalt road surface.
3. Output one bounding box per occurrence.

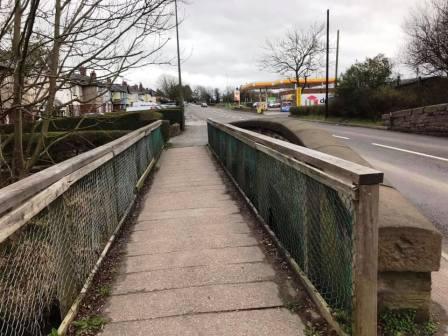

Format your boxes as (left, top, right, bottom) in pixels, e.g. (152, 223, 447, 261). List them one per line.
(174, 104, 448, 242)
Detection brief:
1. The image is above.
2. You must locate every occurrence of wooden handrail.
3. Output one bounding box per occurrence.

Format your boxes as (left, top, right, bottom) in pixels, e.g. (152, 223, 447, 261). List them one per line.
(207, 118, 383, 186)
(0, 120, 162, 216)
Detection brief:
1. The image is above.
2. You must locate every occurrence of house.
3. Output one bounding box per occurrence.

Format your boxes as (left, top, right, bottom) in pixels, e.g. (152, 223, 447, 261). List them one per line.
(128, 84, 140, 107)
(0, 62, 47, 123)
(129, 83, 157, 106)
(110, 82, 129, 111)
(137, 84, 157, 104)
(56, 67, 113, 116)
(110, 82, 157, 111)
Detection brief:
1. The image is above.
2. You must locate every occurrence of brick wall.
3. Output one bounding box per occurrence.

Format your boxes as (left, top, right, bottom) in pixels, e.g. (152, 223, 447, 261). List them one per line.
(382, 103, 448, 136)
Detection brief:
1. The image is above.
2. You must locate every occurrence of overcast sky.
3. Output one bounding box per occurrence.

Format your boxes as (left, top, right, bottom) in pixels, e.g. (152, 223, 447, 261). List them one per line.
(125, 0, 421, 91)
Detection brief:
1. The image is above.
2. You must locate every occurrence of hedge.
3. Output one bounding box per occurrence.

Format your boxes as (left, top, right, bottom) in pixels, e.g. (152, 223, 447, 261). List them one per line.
(289, 105, 326, 116)
(0, 108, 184, 134)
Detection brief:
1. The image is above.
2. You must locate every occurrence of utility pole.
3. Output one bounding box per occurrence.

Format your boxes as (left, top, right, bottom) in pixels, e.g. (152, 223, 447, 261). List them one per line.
(325, 9, 330, 119)
(335, 29, 340, 88)
(174, 0, 184, 109)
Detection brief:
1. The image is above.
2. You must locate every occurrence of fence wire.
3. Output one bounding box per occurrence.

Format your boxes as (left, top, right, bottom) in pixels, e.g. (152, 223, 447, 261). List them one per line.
(208, 124, 354, 320)
(0, 126, 163, 336)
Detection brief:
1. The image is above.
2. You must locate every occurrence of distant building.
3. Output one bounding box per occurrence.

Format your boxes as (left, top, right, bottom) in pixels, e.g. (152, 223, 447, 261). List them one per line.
(110, 82, 129, 111)
(110, 82, 156, 112)
(0, 62, 47, 123)
(56, 67, 113, 116)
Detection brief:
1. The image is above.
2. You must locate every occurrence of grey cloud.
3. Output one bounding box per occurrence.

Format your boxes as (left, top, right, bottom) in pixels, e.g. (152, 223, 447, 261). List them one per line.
(128, 0, 421, 90)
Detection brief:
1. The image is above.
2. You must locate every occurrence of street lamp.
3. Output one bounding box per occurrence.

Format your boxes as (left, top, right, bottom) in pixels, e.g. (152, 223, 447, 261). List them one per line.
(174, 0, 184, 108)
(174, 0, 185, 129)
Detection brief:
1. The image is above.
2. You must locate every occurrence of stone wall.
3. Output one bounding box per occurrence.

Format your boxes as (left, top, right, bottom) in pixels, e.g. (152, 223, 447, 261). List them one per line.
(382, 103, 448, 136)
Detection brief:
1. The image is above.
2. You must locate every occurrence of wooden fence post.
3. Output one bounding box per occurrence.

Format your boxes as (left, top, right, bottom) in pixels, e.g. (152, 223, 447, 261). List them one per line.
(353, 184, 379, 335)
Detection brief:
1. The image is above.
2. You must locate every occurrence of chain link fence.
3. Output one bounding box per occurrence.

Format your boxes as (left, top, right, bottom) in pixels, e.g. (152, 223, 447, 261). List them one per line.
(0, 124, 164, 336)
(208, 120, 380, 334)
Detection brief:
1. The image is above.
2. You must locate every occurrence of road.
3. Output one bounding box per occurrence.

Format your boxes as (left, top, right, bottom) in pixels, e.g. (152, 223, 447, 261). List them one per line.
(170, 104, 287, 147)
(176, 104, 448, 241)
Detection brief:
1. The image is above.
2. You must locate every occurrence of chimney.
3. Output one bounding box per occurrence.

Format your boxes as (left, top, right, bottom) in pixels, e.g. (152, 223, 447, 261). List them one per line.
(90, 71, 96, 80)
(79, 66, 87, 76)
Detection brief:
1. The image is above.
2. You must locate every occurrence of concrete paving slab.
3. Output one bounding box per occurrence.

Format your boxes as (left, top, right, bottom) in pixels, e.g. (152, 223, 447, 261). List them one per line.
(122, 246, 265, 273)
(125, 234, 258, 255)
(103, 282, 283, 322)
(132, 216, 248, 234)
(148, 184, 226, 194)
(100, 308, 306, 336)
(143, 189, 230, 202)
(137, 206, 241, 221)
(150, 180, 228, 189)
(131, 223, 249, 239)
(112, 262, 275, 295)
(141, 197, 237, 212)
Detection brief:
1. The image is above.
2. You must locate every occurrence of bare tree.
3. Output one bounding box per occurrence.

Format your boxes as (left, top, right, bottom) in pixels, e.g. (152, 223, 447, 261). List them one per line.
(0, 0, 176, 180)
(157, 74, 178, 100)
(259, 24, 325, 88)
(404, 0, 448, 76)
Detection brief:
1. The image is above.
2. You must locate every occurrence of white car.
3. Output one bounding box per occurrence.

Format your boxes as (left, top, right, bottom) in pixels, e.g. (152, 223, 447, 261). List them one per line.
(201, 103, 208, 108)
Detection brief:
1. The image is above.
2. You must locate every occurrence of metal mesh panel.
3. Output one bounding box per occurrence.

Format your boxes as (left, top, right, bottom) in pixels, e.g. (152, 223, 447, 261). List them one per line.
(208, 124, 354, 318)
(0, 125, 164, 336)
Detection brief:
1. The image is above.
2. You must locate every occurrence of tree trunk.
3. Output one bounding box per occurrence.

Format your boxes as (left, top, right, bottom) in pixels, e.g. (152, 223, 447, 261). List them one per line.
(26, 0, 60, 172)
(12, 0, 24, 179)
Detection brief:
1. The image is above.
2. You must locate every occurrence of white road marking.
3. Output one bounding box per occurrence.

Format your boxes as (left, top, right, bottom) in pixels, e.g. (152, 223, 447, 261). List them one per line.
(372, 143, 448, 163)
(332, 135, 350, 140)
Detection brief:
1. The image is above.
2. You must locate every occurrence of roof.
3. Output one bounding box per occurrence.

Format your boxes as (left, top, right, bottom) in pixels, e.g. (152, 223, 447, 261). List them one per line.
(68, 73, 106, 88)
(110, 84, 128, 93)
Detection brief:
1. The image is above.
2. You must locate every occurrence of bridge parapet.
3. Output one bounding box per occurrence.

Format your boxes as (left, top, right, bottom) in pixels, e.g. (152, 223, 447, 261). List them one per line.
(231, 118, 442, 320)
(208, 119, 384, 336)
(0, 121, 164, 336)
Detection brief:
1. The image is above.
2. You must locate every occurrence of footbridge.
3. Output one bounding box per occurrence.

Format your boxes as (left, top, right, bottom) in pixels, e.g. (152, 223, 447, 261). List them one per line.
(0, 114, 442, 336)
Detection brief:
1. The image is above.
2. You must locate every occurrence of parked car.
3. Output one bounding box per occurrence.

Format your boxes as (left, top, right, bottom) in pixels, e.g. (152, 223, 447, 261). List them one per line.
(201, 102, 208, 107)
(280, 102, 292, 112)
(268, 102, 281, 108)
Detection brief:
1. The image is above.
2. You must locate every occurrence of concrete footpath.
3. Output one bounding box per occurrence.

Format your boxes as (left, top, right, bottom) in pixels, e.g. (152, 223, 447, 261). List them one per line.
(100, 146, 307, 335)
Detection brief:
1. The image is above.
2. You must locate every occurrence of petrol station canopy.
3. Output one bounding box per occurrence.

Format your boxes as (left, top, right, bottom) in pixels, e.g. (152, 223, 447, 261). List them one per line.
(240, 77, 336, 91)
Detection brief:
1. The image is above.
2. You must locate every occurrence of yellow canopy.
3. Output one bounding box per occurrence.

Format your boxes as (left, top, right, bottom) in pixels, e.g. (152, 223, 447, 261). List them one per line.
(240, 77, 336, 91)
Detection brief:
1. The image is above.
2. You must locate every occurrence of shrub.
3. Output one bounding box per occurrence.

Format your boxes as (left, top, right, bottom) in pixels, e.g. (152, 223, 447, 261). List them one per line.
(289, 105, 326, 116)
(333, 86, 419, 120)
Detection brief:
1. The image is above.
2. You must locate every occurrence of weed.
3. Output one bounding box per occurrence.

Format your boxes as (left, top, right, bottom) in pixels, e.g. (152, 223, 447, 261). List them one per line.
(305, 326, 322, 336)
(98, 285, 111, 297)
(285, 301, 302, 312)
(48, 328, 59, 336)
(72, 315, 107, 335)
(332, 309, 352, 334)
(379, 310, 438, 336)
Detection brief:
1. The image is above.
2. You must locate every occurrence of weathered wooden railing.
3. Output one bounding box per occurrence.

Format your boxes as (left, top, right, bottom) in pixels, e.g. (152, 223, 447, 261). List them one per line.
(208, 119, 383, 336)
(0, 121, 164, 336)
